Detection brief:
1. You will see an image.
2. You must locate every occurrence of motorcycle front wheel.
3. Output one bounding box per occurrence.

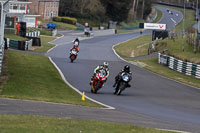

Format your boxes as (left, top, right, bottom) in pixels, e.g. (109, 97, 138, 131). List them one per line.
(117, 82, 126, 95)
(70, 55, 76, 63)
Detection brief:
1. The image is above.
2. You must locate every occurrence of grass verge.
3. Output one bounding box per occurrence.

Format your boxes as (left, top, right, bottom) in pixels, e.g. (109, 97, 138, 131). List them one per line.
(132, 57, 200, 88)
(152, 9, 163, 23)
(114, 35, 151, 58)
(0, 50, 102, 107)
(156, 38, 200, 64)
(4, 34, 28, 41)
(32, 36, 56, 53)
(53, 21, 77, 30)
(0, 114, 176, 133)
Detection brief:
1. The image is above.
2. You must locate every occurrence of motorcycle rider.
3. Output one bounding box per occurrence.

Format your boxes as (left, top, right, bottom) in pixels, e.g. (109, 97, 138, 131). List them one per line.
(73, 38, 80, 45)
(70, 41, 79, 53)
(90, 62, 109, 85)
(113, 65, 132, 88)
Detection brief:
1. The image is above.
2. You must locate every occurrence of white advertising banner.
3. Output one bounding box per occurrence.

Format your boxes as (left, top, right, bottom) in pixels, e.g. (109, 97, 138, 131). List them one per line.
(144, 23, 166, 30)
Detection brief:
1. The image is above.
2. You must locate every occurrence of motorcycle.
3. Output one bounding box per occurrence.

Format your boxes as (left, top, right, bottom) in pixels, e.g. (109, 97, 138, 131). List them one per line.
(114, 72, 131, 95)
(91, 72, 106, 93)
(70, 49, 78, 63)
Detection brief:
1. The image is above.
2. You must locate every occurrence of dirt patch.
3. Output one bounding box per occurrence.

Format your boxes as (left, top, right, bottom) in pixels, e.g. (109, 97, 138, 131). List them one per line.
(29, 46, 44, 51)
(130, 50, 135, 57)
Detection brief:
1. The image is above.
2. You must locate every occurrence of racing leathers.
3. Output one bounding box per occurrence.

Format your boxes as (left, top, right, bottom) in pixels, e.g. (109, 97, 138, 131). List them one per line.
(90, 65, 109, 85)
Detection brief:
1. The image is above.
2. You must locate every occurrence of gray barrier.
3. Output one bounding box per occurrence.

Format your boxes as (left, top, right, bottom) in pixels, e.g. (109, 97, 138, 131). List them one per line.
(93, 29, 116, 37)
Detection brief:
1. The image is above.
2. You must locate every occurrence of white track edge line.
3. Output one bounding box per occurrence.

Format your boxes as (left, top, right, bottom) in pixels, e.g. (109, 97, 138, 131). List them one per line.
(47, 45, 58, 53)
(156, 128, 190, 133)
(48, 57, 115, 110)
(0, 97, 110, 110)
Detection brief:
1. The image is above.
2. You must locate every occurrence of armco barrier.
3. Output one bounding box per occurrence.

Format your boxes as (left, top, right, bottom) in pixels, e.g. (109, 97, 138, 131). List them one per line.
(26, 39, 32, 50)
(9, 39, 18, 50)
(26, 31, 40, 37)
(26, 37, 41, 46)
(7, 38, 33, 50)
(158, 53, 200, 79)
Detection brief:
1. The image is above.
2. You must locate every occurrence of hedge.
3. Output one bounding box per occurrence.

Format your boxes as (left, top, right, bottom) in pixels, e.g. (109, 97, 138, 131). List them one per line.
(53, 16, 77, 25)
(53, 16, 62, 22)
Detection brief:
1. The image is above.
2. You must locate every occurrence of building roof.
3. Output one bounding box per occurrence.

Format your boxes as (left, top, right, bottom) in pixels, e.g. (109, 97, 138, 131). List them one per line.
(9, 1, 32, 4)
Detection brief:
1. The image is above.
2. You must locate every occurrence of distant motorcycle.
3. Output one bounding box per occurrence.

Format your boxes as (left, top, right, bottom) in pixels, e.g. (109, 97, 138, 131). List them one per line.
(70, 49, 78, 63)
(91, 72, 106, 93)
(114, 72, 131, 95)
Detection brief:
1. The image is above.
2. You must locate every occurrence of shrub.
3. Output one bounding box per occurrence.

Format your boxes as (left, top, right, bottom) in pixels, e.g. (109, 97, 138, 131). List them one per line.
(61, 17, 77, 25)
(53, 17, 62, 22)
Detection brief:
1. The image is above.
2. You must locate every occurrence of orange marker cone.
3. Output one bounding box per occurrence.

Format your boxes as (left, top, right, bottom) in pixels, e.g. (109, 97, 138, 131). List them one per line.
(82, 92, 85, 101)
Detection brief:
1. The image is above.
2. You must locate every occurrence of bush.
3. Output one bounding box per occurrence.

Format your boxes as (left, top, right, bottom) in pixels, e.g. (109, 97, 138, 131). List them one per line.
(53, 17, 62, 22)
(61, 17, 77, 24)
(53, 16, 77, 25)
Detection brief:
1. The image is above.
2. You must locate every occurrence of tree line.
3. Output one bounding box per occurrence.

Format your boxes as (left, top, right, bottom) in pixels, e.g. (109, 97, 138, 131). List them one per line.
(152, 0, 200, 8)
(59, 0, 152, 23)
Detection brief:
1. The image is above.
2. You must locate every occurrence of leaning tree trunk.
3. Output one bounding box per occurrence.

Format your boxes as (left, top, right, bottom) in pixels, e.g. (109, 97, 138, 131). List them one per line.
(128, 0, 136, 21)
(135, 0, 139, 18)
(141, 0, 145, 19)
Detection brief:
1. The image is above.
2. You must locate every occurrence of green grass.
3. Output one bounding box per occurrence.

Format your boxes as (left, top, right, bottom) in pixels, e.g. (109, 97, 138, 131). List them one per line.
(36, 28, 52, 36)
(56, 33, 63, 37)
(133, 57, 200, 88)
(152, 9, 163, 23)
(4, 34, 28, 41)
(32, 36, 56, 53)
(0, 50, 101, 107)
(53, 21, 77, 30)
(156, 38, 200, 64)
(114, 35, 152, 58)
(0, 114, 176, 133)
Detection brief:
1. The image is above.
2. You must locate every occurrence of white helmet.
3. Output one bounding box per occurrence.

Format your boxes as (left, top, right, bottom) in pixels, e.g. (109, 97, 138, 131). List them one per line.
(74, 41, 79, 47)
(103, 62, 108, 68)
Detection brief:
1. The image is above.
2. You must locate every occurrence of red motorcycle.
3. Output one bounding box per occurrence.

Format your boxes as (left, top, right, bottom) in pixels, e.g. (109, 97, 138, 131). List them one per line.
(91, 72, 106, 93)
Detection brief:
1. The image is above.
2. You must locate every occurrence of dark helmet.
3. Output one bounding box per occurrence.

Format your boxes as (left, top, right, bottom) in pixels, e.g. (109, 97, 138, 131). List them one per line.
(124, 65, 130, 72)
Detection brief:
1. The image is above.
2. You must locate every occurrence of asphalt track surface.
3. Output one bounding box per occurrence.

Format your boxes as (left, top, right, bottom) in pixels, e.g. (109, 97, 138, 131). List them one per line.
(1, 6, 200, 133)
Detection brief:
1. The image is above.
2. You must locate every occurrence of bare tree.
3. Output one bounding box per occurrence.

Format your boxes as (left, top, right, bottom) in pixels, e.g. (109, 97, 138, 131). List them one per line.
(141, 0, 145, 19)
(128, 0, 136, 21)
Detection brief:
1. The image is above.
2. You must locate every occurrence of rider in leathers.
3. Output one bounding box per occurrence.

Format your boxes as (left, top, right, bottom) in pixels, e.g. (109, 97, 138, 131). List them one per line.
(113, 65, 132, 88)
(90, 62, 109, 85)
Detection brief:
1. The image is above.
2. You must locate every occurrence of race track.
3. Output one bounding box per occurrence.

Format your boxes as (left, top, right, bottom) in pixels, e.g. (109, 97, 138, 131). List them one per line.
(1, 6, 200, 133)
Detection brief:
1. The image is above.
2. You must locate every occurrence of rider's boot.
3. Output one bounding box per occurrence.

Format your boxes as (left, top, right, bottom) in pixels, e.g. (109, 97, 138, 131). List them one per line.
(113, 82, 117, 87)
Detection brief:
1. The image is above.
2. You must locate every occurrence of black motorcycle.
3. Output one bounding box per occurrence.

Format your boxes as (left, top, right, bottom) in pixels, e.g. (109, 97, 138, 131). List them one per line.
(114, 72, 131, 95)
